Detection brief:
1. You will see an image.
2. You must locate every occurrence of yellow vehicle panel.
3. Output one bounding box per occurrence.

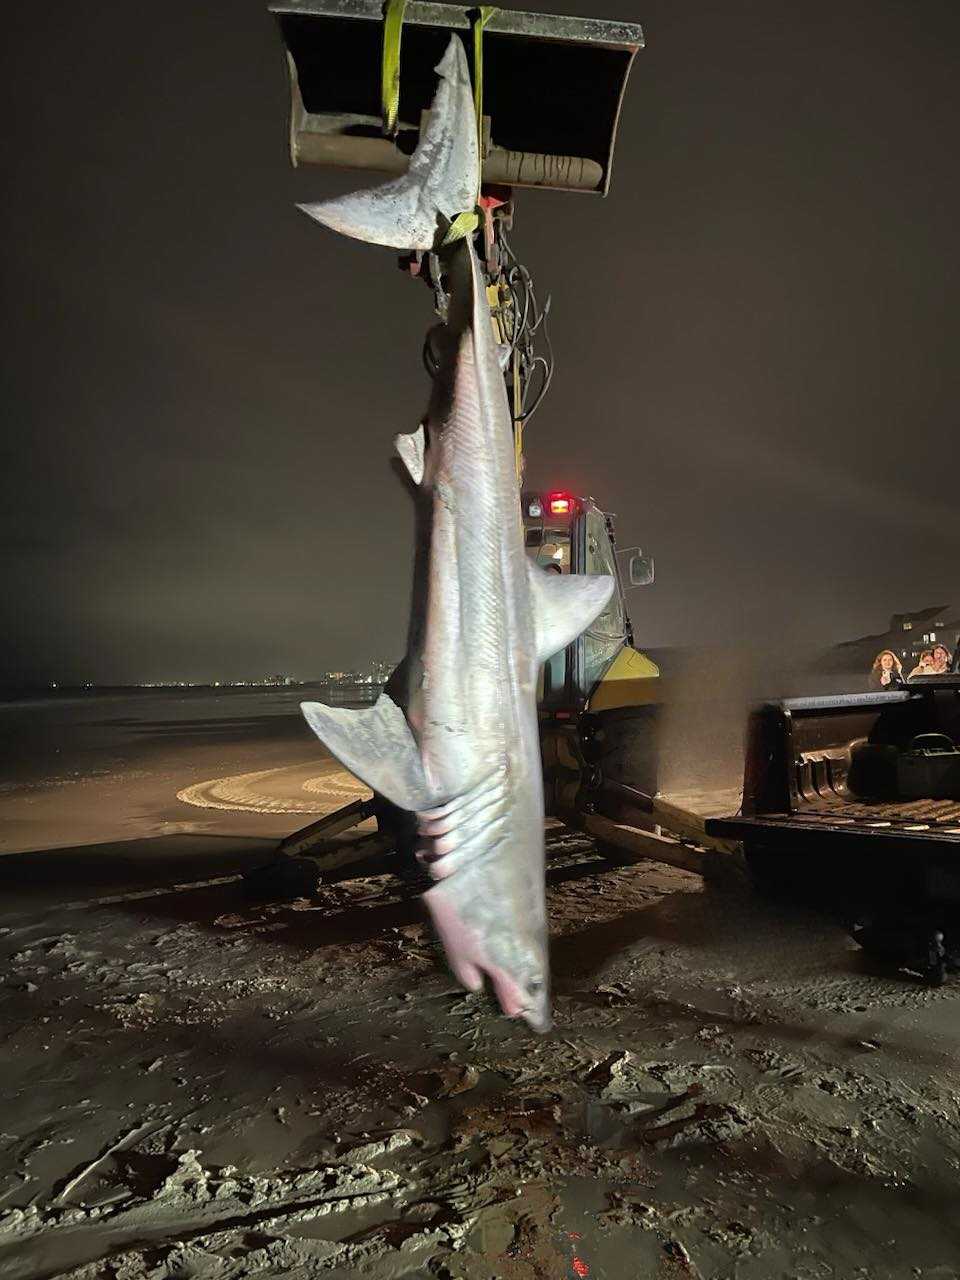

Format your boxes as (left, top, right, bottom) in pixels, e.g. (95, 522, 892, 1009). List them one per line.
(588, 645, 660, 712)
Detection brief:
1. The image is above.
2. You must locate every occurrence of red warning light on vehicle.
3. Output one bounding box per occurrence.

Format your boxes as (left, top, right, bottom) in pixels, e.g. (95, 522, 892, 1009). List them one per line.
(546, 491, 576, 516)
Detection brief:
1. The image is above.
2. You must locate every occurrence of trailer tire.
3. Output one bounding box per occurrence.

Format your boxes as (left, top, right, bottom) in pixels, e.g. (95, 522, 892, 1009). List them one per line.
(851, 918, 948, 986)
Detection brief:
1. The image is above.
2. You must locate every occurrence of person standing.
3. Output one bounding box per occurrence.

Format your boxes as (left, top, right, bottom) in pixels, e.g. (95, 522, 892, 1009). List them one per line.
(930, 644, 953, 674)
(870, 650, 905, 689)
(907, 650, 936, 679)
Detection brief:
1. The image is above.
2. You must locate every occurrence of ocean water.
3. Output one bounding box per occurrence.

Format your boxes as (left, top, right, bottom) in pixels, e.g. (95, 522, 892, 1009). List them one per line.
(0, 685, 376, 784)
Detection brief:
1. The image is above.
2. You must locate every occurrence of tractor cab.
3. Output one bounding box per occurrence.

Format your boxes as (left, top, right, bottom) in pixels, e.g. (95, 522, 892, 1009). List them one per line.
(521, 489, 661, 816)
(521, 489, 657, 713)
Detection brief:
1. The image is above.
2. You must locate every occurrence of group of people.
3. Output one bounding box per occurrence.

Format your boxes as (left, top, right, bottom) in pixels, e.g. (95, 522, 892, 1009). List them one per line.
(870, 644, 955, 688)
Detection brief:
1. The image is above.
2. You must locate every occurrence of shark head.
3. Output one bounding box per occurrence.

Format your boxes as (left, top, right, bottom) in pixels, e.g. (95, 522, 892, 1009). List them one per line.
(425, 880, 552, 1034)
(516, 968, 553, 1036)
(483, 937, 552, 1034)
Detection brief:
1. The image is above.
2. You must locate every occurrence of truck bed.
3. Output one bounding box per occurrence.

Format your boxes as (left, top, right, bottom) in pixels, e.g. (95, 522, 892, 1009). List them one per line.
(705, 686, 960, 855)
(709, 796, 960, 850)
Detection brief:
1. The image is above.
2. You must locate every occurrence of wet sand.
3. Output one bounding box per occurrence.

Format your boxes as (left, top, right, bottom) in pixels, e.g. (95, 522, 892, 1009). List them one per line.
(2, 692, 960, 1278)
(0, 689, 337, 858)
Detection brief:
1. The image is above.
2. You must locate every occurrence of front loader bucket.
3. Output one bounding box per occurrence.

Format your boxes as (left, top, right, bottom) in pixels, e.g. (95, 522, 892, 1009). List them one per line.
(270, 0, 644, 195)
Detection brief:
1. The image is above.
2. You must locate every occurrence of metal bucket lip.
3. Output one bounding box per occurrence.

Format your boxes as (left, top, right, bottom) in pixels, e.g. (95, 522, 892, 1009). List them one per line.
(268, 0, 644, 53)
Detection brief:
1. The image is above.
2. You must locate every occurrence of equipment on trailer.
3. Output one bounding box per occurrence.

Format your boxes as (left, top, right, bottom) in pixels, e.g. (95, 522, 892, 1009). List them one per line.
(898, 734, 960, 800)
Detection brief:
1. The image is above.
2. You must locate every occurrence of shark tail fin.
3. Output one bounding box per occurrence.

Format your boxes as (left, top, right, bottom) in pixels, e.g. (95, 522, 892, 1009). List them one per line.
(525, 563, 616, 665)
(296, 35, 479, 252)
(300, 694, 434, 812)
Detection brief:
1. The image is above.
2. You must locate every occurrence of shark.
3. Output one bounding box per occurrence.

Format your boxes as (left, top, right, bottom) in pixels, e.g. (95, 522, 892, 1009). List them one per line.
(299, 35, 615, 1031)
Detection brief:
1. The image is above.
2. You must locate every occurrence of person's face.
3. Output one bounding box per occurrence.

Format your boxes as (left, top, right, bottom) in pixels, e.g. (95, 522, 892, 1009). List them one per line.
(881, 654, 894, 671)
(933, 647, 949, 666)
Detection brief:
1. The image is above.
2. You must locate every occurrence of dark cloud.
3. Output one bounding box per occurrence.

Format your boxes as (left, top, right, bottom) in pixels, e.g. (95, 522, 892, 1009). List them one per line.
(2, 0, 959, 684)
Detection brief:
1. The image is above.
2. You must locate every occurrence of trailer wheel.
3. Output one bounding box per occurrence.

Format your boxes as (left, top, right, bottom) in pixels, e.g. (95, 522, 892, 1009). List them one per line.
(851, 918, 948, 986)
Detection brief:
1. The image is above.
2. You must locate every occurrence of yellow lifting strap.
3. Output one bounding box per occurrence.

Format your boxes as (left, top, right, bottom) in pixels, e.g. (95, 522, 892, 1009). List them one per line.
(513, 354, 523, 482)
(442, 209, 480, 245)
(472, 7, 498, 146)
(381, 0, 408, 138)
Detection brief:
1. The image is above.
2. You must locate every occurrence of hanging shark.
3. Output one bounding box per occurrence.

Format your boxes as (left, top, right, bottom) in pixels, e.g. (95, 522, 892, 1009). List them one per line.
(298, 36, 615, 1031)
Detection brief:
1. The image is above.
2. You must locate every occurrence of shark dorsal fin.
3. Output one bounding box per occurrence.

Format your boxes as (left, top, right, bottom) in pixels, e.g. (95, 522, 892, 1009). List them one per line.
(395, 425, 426, 485)
(525, 562, 616, 665)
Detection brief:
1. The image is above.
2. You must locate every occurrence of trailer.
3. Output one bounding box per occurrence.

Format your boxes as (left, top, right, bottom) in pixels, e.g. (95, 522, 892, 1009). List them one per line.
(706, 679, 960, 982)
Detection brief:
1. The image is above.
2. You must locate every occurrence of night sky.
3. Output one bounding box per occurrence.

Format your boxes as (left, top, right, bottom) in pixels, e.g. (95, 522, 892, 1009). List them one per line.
(3, 1, 959, 686)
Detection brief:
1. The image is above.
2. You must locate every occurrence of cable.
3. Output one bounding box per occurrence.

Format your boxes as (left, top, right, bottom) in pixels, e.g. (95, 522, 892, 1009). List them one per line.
(416, 224, 556, 429)
(497, 225, 555, 426)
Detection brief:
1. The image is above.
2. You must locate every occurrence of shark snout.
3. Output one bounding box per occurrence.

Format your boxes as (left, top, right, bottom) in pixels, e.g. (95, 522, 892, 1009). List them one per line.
(519, 976, 552, 1034)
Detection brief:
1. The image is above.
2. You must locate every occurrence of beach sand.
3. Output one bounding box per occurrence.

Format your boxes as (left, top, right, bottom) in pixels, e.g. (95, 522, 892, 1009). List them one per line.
(2, 691, 959, 1278)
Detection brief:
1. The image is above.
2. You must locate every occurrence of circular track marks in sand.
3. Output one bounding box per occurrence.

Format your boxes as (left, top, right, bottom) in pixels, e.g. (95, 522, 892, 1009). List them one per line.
(177, 762, 370, 816)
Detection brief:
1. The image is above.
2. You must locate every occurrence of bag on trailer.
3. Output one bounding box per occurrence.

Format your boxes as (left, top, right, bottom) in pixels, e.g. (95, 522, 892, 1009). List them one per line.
(897, 734, 960, 801)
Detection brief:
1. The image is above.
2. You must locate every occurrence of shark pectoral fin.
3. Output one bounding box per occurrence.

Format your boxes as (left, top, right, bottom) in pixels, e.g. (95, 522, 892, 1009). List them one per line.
(525, 562, 617, 663)
(300, 694, 432, 812)
(395, 425, 426, 485)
